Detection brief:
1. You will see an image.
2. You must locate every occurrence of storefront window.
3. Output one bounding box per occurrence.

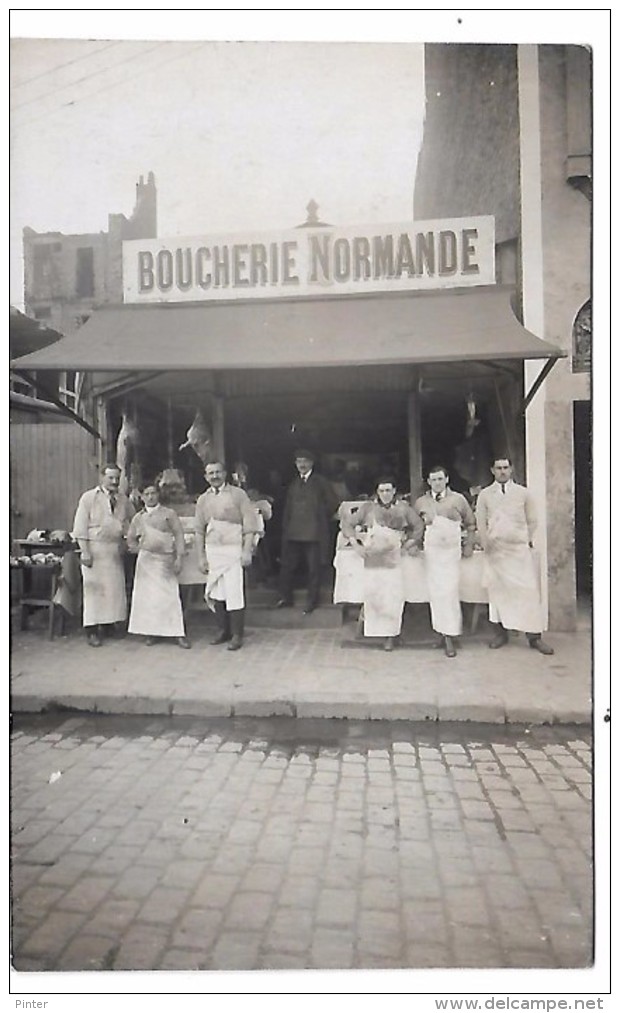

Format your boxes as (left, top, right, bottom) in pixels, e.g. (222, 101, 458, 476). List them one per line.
(31, 242, 61, 299)
(572, 299, 591, 373)
(58, 370, 81, 410)
(76, 247, 95, 297)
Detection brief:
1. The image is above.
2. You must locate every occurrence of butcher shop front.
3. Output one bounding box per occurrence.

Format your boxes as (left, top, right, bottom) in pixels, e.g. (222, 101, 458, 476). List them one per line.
(12, 215, 563, 626)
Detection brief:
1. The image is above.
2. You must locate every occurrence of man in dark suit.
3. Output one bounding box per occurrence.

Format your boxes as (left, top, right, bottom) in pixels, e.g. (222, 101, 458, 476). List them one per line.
(274, 449, 341, 614)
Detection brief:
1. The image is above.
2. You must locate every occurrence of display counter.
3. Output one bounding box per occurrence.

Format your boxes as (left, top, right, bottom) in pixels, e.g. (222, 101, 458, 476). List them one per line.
(332, 535, 488, 605)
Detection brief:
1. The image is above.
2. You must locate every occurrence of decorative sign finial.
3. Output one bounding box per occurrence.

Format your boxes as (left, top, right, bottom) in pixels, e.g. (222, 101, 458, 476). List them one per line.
(305, 200, 320, 225)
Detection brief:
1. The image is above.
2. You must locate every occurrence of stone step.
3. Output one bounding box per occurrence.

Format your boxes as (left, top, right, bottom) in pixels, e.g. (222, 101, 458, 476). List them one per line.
(182, 585, 346, 629)
(182, 588, 492, 634)
(245, 603, 345, 630)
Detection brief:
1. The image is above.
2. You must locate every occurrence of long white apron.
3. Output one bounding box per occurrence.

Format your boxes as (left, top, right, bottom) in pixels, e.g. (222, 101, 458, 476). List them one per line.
(483, 511, 543, 632)
(81, 519, 127, 627)
(362, 525, 405, 637)
(204, 519, 244, 611)
(423, 515, 463, 636)
(128, 527, 185, 637)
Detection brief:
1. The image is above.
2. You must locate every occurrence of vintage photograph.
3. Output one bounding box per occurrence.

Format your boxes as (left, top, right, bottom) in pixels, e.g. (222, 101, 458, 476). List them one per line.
(9, 13, 603, 993)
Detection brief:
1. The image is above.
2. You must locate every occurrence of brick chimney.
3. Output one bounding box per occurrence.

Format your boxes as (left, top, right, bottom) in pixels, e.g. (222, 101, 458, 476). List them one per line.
(125, 171, 157, 239)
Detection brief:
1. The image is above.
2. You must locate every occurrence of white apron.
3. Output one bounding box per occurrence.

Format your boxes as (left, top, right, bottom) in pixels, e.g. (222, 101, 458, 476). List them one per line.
(362, 525, 405, 637)
(204, 519, 244, 611)
(483, 511, 544, 632)
(423, 515, 463, 636)
(81, 517, 127, 627)
(128, 527, 185, 638)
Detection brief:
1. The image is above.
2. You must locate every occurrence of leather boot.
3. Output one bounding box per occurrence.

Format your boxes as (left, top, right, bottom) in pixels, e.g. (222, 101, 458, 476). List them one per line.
(444, 636, 456, 658)
(227, 609, 244, 651)
(210, 601, 231, 645)
(488, 623, 508, 649)
(527, 634, 554, 656)
(86, 625, 101, 648)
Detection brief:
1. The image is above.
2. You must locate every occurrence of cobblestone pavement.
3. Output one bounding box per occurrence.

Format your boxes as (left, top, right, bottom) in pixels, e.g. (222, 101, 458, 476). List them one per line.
(11, 714, 593, 973)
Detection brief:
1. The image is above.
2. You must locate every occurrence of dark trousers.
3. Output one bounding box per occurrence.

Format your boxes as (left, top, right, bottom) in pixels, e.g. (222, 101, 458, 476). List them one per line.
(279, 539, 322, 607)
(494, 622, 542, 639)
(213, 600, 244, 638)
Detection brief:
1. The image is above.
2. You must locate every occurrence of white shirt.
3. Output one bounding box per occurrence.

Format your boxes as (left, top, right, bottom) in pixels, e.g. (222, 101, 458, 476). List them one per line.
(476, 479, 537, 545)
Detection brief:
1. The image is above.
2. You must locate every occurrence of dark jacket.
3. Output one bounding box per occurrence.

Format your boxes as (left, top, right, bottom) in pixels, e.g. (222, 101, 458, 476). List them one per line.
(281, 472, 341, 563)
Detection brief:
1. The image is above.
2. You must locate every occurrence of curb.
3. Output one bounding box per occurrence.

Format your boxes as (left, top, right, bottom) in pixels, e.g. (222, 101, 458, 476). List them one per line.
(10, 691, 592, 725)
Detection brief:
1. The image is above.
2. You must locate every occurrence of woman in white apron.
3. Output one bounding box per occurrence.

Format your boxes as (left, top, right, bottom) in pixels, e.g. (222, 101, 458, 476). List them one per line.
(340, 477, 424, 651)
(127, 484, 190, 648)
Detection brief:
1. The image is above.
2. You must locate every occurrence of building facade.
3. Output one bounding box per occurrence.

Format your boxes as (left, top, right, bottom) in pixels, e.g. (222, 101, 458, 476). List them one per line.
(414, 43, 592, 629)
(23, 171, 157, 336)
(13, 216, 562, 627)
(21, 171, 157, 415)
(10, 307, 96, 539)
(14, 48, 590, 633)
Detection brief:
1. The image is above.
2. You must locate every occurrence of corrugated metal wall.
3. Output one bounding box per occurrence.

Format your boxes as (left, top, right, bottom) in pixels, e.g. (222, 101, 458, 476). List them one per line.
(10, 423, 98, 540)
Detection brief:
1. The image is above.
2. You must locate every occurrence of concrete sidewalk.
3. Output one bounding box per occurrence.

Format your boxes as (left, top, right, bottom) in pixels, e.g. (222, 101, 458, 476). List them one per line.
(10, 607, 592, 725)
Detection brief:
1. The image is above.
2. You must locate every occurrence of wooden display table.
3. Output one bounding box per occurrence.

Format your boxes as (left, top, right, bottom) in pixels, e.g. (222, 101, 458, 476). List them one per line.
(13, 540, 79, 639)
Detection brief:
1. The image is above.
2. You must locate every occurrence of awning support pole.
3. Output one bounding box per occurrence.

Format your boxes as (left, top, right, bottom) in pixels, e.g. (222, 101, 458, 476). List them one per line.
(167, 397, 174, 468)
(96, 397, 111, 467)
(212, 396, 225, 464)
(493, 378, 516, 465)
(521, 357, 559, 413)
(408, 374, 422, 499)
(12, 369, 102, 440)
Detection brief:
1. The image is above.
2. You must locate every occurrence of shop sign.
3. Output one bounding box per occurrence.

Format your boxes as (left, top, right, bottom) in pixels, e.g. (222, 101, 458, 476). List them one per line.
(123, 216, 495, 303)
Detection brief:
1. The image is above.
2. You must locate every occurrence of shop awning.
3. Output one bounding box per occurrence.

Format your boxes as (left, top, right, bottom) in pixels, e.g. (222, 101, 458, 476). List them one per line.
(9, 305, 62, 358)
(11, 286, 564, 372)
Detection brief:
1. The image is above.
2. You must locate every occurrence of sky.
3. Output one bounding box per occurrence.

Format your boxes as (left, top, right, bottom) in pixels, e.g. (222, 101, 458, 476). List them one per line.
(9, 10, 608, 312)
(10, 33, 425, 308)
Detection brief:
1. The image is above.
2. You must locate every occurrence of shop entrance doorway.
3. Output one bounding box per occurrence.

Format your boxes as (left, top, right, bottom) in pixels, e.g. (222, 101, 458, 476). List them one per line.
(226, 382, 410, 597)
(573, 400, 592, 602)
(226, 387, 410, 501)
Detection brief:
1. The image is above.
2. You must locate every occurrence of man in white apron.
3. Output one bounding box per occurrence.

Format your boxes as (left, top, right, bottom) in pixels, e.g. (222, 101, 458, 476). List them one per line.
(195, 461, 258, 651)
(340, 478, 423, 651)
(415, 465, 476, 658)
(476, 457, 554, 655)
(72, 464, 134, 647)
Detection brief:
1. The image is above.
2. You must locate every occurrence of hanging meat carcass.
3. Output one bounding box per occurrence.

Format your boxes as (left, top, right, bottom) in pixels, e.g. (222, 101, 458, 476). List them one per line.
(116, 412, 141, 495)
(179, 409, 212, 465)
(454, 394, 491, 498)
(465, 394, 480, 439)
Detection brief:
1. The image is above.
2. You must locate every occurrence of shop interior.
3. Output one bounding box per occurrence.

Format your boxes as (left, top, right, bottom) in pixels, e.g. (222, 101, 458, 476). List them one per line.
(97, 361, 525, 596)
(105, 363, 524, 496)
